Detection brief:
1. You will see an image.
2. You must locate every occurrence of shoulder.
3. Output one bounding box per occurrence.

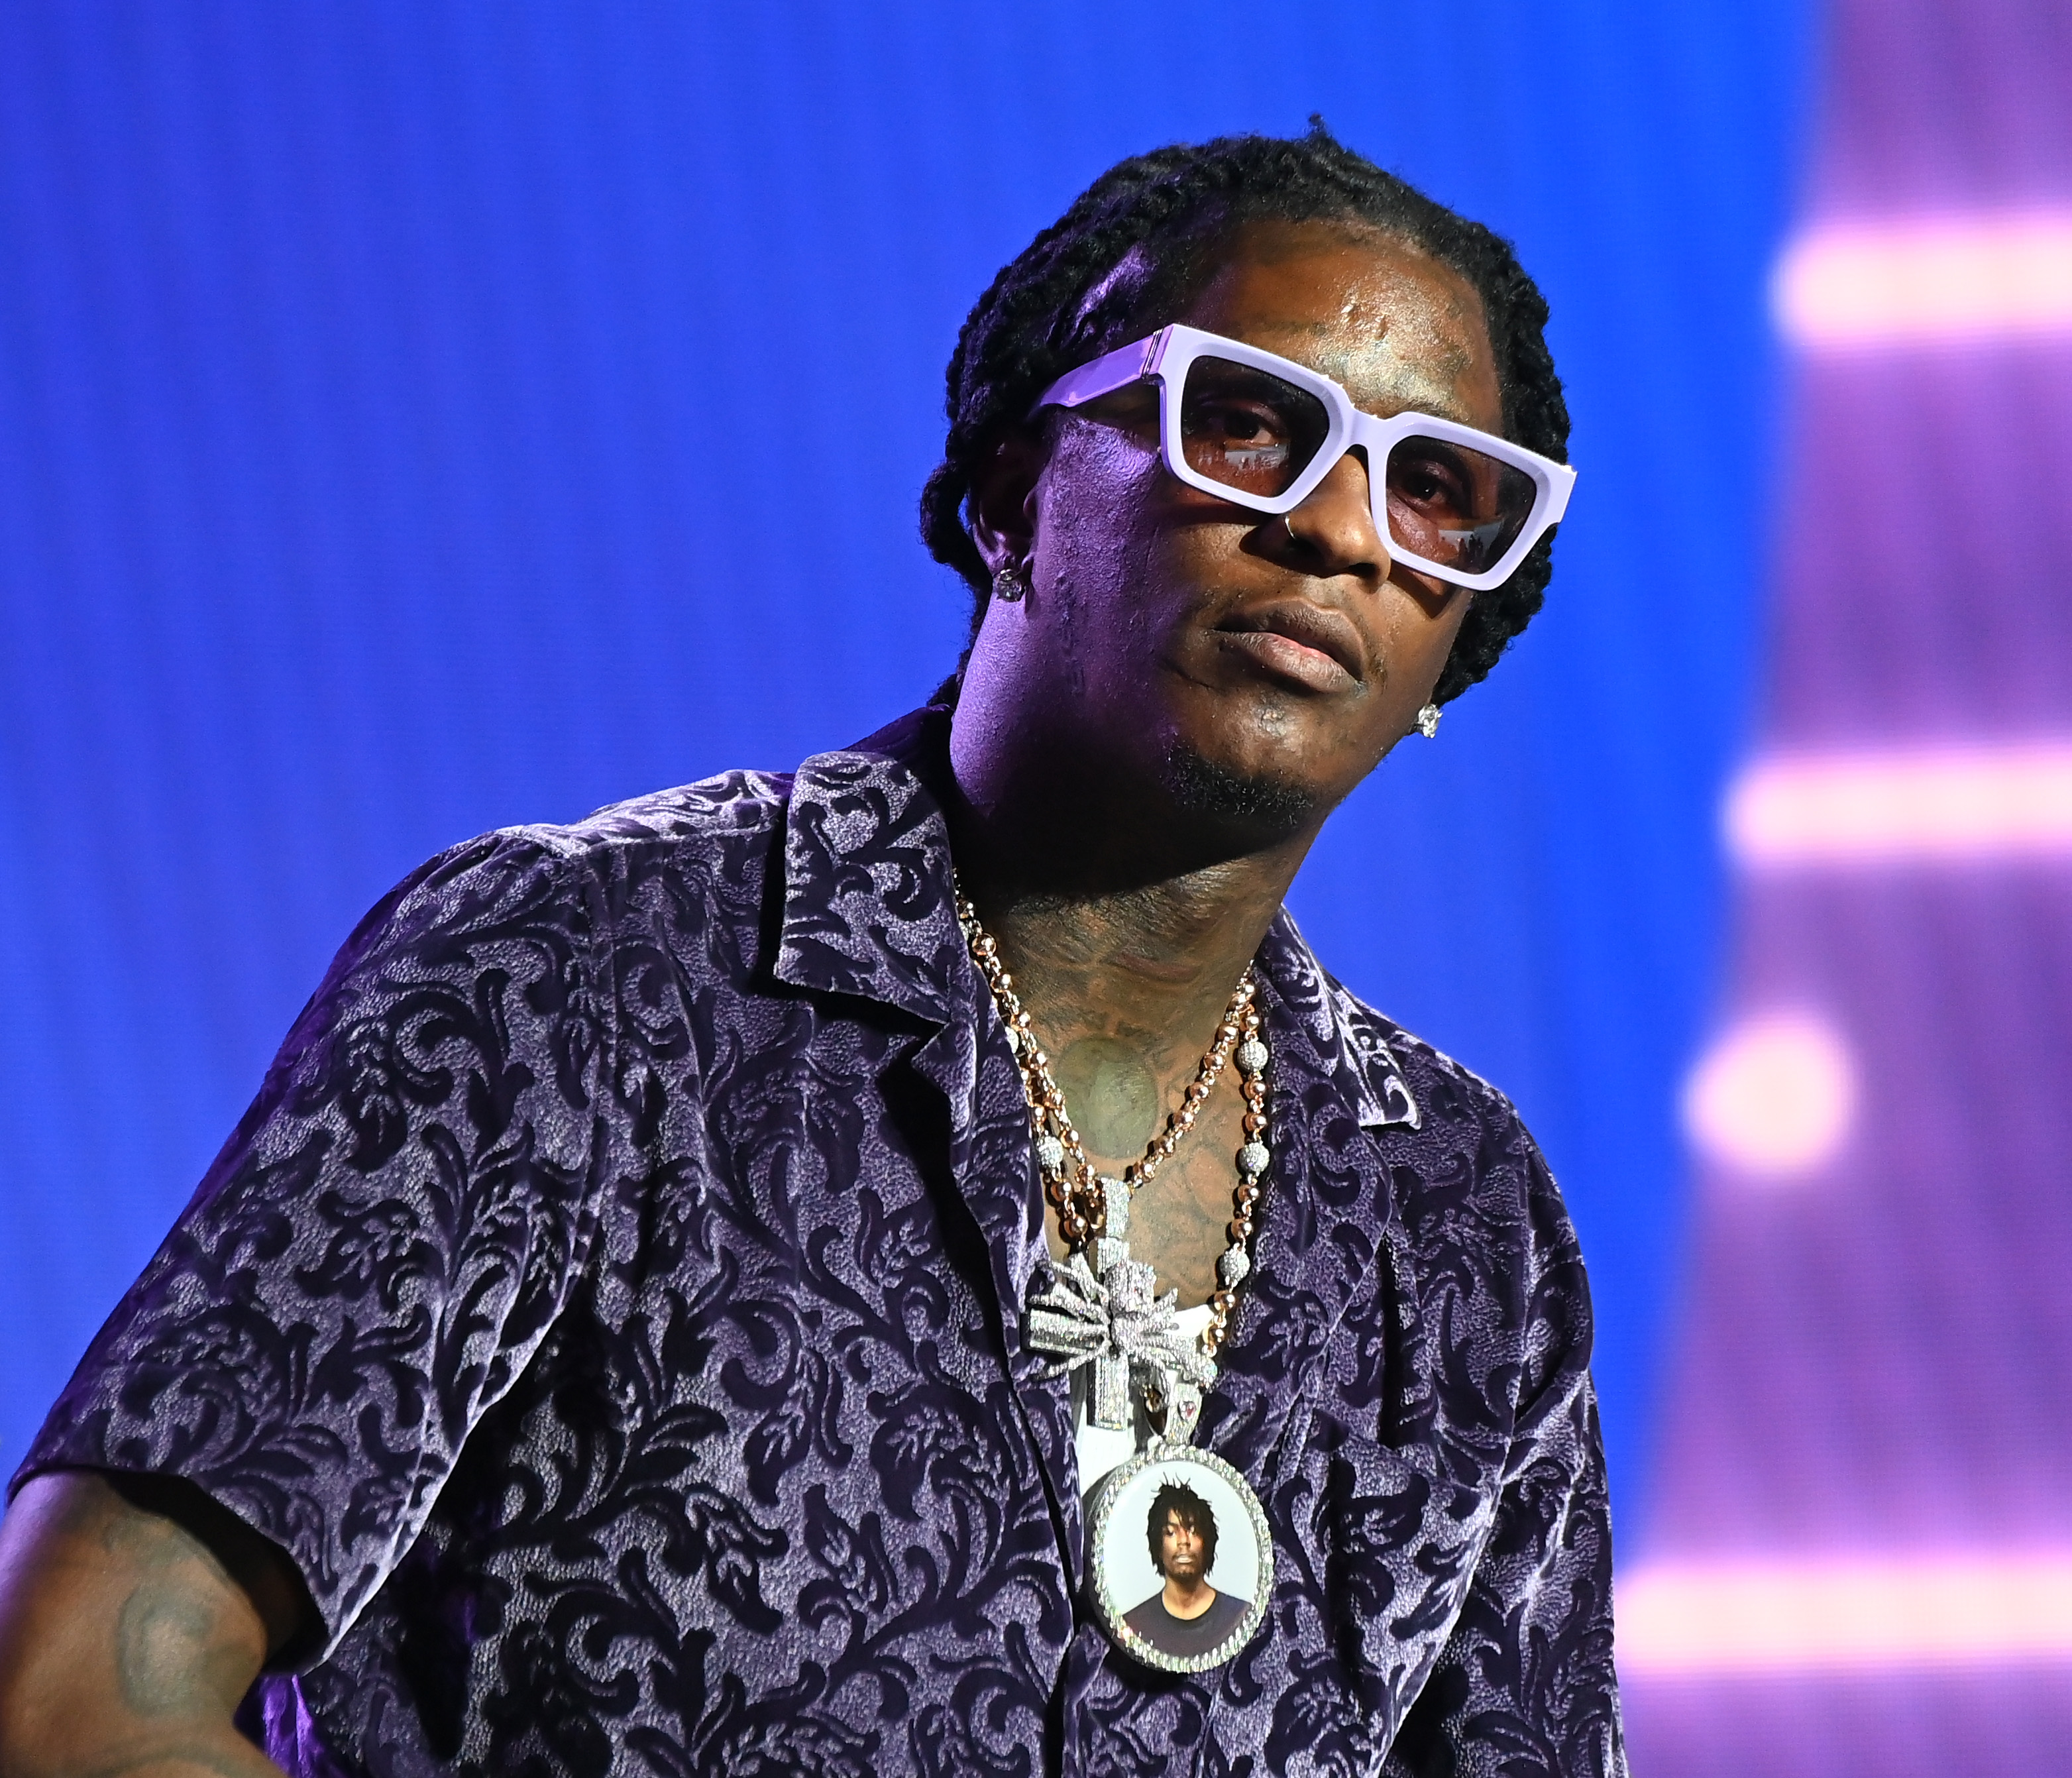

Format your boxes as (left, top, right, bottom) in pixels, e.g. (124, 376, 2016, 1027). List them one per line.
(417, 767, 801, 932)
(327, 706, 952, 1032)
(1320, 970, 1595, 1419)
(1346, 970, 1567, 1230)
(474, 704, 948, 897)
(1266, 912, 1536, 1161)
(1284, 932, 1587, 1304)
(277, 768, 800, 1083)
(1351, 986, 1539, 1166)
(403, 767, 801, 936)
(515, 767, 798, 861)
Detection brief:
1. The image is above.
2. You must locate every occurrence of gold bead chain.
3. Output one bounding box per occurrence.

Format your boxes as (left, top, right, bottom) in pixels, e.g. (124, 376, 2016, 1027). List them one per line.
(954, 885, 1270, 1357)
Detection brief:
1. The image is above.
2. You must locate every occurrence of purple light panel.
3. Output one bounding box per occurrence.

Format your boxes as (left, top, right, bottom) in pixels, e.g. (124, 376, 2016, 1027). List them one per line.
(1622, 1, 2072, 1771)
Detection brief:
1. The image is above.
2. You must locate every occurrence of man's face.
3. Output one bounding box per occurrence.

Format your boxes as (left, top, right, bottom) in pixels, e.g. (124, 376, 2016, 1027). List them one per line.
(965, 218, 1502, 845)
(1159, 1510, 1207, 1581)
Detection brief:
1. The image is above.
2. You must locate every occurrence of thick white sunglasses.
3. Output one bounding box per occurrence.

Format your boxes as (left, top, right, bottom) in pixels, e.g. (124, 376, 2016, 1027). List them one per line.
(1031, 323, 1576, 593)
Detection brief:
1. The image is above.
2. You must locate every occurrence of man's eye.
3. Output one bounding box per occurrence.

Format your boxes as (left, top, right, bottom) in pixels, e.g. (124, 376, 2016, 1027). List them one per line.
(1190, 401, 1285, 445)
(1393, 457, 1469, 512)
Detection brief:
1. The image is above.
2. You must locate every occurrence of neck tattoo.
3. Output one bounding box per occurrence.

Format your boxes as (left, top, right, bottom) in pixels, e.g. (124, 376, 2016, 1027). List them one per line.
(955, 885, 1272, 1444)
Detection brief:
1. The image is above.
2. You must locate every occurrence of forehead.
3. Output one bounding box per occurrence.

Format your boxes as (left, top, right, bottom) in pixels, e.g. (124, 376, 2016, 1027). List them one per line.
(1173, 219, 1501, 431)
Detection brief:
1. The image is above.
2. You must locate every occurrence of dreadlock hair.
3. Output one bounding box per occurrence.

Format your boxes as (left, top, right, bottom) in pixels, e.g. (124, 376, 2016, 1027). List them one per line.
(1146, 1480, 1219, 1575)
(920, 123, 1568, 709)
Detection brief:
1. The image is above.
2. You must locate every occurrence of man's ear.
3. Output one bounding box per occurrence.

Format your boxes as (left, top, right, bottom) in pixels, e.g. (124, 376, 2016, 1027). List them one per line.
(966, 425, 1047, 577)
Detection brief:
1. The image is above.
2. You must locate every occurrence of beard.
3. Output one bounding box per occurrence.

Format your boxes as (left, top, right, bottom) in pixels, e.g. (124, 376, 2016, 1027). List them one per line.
(1162, 739, 1321, 842)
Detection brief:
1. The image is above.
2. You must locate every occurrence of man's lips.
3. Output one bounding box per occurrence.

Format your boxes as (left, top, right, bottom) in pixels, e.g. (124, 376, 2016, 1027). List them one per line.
(1215, 602, 1366, 691)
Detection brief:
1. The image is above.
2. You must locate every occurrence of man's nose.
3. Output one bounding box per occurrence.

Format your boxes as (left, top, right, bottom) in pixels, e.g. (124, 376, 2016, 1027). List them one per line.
(1278, 451, 1388, 580)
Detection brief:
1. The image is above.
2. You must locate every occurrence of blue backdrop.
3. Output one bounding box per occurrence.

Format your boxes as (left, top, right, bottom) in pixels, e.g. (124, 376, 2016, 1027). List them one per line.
(0, 1, 1813, 1541)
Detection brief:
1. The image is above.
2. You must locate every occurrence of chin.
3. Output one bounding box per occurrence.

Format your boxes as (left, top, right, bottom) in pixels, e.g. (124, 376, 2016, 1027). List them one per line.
(1161, 737, 1325, 841)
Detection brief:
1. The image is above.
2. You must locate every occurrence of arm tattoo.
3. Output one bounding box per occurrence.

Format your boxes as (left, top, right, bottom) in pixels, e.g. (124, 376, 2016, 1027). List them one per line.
(116, 1580, 235, 1716)
(0, 1472, 290, 1778)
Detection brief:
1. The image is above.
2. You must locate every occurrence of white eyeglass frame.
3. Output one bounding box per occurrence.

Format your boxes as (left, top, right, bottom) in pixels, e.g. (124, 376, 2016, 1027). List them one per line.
(1030, 322, 1576, 593)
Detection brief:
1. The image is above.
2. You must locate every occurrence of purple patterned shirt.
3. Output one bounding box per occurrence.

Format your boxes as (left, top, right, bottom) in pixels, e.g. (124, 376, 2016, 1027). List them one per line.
(17, 708, 1626, 1777)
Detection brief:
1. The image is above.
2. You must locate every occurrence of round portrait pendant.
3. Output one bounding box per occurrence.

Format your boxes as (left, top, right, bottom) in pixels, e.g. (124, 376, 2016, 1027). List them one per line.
(1085, 1441, 1273, 1674)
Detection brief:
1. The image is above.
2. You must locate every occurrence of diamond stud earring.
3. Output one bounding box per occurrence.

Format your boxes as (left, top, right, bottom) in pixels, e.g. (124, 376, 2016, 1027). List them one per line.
(992, 562, 1028, 603)
(1415, 702, 1442, 739)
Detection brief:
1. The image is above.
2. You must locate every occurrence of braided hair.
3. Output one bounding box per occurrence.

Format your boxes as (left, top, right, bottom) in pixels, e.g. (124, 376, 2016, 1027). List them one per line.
(920, 123, 1568, 708)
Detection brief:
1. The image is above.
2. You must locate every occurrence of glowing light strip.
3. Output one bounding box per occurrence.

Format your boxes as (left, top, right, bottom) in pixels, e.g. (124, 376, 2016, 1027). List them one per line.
(1620, 1552, 2072, 1674)
(1725, 742, 2072, 866)
(1774, 211, 2072, 346)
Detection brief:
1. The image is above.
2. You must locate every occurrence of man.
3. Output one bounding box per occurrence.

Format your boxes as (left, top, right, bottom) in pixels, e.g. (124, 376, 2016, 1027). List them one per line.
(0, 129, 1623, 1775)
(1122, 1482, 1250, 1661)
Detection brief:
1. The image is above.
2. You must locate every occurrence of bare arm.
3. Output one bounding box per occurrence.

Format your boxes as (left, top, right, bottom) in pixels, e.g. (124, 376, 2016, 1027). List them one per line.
(0, 1470, 315, 1778)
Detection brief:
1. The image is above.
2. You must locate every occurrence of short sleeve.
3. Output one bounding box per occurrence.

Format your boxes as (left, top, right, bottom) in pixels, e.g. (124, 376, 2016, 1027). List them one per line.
(1384, 1137, 1629, 1777)
(11, 830, 616, 1657)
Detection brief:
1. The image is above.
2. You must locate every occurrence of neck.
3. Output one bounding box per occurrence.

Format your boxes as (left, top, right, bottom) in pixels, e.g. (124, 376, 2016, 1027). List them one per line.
(950, 840, 1292, 1029)
(946, 706, 1319, 1152)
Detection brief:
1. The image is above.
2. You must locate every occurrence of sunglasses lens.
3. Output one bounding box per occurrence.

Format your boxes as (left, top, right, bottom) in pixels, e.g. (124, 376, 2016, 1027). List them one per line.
(1177, 358, 1332, 498)
(1384, 435, 1540, 577)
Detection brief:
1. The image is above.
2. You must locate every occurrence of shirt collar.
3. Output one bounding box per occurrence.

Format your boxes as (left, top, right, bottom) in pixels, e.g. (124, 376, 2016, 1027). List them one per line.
(772, 703, 1419, 1130)
(772, 705, 968, 1027)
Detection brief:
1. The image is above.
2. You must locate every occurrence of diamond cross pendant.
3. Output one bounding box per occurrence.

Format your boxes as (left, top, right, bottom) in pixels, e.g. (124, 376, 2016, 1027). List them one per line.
(1024, 1176, 1217, 1434)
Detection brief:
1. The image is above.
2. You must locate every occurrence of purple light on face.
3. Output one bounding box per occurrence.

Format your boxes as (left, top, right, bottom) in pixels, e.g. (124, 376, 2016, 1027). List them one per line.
(1623, 1, 2072, 1772)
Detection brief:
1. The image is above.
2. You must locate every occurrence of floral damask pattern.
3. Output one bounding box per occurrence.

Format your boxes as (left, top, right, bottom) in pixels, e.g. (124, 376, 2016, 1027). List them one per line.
(19, 708, 1625, 1777)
